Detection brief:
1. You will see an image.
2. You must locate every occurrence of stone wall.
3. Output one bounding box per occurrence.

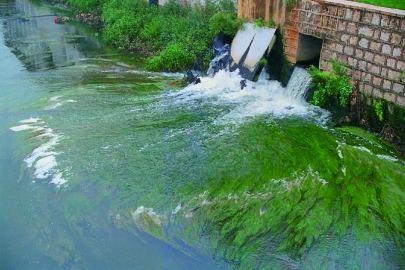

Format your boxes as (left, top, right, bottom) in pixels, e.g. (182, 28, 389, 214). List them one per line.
(284, 0, 405, 107)
(239, 0, 405, 107)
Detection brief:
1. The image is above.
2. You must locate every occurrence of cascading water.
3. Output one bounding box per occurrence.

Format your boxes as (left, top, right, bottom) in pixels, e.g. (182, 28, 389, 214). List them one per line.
(285, 66, 313, 99)
(180, 59, 328, 125)
(207, 43, 230, 76)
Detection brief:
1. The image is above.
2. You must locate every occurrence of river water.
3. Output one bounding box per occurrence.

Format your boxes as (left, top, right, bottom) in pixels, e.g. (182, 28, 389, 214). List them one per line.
(0, 1, 404, 269)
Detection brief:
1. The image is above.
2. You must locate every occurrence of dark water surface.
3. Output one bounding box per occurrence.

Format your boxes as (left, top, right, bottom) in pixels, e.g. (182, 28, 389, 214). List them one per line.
(0, 1, 404, 270)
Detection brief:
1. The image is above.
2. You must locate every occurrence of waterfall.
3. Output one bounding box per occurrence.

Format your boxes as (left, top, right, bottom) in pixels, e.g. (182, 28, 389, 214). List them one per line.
(171, 66, 328, 125)
(285, 66, 312, 100)
(207, 44, 230, 76)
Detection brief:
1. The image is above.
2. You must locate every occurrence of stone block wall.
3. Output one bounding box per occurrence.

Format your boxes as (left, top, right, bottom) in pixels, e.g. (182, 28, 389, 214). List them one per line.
(284, 0, 405, 107)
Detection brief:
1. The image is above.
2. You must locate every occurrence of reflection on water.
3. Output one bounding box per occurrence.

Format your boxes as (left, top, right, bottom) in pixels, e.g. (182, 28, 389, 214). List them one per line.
(2, 0, 103, 71)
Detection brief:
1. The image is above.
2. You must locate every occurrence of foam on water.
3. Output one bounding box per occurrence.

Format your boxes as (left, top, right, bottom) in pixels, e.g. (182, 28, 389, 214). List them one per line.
(10, 118, 66, 187)
(45, 95, 77, 110)
(168, 67, 329, 125)
(132, 206, 163, 226)
(377, 154, 399, 162)
(19, 117, 42, 124)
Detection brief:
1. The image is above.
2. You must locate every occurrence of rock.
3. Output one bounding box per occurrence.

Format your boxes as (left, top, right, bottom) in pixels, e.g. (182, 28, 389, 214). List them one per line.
(54, 16, 70, 24)
(185, 70, 201, 85)
(240, 79, 247, 89)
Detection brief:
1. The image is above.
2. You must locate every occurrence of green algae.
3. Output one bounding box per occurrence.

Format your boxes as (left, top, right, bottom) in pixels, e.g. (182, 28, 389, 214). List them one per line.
(173, 120, 404, 265)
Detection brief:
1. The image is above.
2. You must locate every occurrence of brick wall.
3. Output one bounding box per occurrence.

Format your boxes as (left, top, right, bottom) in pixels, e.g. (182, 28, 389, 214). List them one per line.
(284, 0, 405, 107)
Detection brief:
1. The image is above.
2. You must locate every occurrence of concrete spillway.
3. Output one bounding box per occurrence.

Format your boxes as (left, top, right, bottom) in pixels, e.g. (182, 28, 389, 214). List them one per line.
(230, 23, 277, 81)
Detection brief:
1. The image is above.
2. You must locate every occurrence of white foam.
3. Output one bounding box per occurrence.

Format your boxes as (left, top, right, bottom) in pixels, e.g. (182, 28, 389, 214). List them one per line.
(353, 146, 372, 154)
(10, 118, 67, 188)
(377, 154, 399, 162)
(45, 96, 77, 110)
(50, 172, 68, 187)
(10, 124, 38, 132)
(132, 206, 163, 226)
(24, 131, 59, 167)
(172, 203, 182, 215)
(34, 155, 57, 178)
(19, 117, 42, 124)
(168, 68, 329, 125)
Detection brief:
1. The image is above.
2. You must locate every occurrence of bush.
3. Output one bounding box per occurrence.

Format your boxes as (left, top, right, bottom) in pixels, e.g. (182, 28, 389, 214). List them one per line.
(308, 60, 353, 108)
(147, 43, 195, 72)
(68, 0, 104, 12)
(209, 12, 241, 36)
(98, 0, 239, 72)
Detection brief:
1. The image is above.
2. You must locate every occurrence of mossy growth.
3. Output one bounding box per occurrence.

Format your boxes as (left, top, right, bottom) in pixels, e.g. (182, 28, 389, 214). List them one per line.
(177, 120, 404, 264)
(374, 99, 385, 122)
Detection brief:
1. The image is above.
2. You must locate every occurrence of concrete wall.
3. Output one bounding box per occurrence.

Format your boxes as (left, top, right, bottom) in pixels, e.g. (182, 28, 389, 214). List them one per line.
(238, 0, 405, 107)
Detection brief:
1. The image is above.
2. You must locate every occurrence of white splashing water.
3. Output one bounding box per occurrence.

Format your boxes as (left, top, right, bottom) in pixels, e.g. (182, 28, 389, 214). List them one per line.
(10, 118, 67, 187)
(285, 66, 313, 99)
(45, 95, 77, 110)
(168, 67, 329, 125)
(132, 206, 163, 226)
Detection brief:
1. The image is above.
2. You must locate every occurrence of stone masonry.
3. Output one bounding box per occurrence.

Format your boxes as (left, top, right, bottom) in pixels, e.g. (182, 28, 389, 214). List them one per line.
(283, 0, 405, 107)
(238, 0, 405, 107)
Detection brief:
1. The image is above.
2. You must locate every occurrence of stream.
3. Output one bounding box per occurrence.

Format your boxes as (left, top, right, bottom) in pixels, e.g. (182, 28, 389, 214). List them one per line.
(0, 0, 404, 269)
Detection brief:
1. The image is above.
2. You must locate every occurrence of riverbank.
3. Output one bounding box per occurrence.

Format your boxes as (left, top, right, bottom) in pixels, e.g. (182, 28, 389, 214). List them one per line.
(58, 0, 241, 72)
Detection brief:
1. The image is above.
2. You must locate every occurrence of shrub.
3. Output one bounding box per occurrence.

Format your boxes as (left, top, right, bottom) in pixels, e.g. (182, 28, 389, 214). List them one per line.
(308, 60, 353, 108)
(68, 0, 104, 12)
(209, 12, 241, 36)
(103, 14, 143, 46)
(147, 43, 195, 72)
(100, 0, 239, 72)
(140, 17, 164, 50)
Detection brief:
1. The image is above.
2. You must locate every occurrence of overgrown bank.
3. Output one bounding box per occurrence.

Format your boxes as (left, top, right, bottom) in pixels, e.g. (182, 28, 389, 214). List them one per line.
(308, 60, 405, 155)
(65, 0, 240, 72)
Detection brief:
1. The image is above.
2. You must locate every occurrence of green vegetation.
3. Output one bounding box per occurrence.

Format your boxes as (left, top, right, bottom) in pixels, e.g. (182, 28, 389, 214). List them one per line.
(179, 120, 404, 265)
(374, 99, 385, 122)
(253, 18, 276, 28)
(356, 0, 405, 10)
(209, 11, 242, 36)
(308, 60, 353, 108)
(67, 0, 240, 71)
(68, 0, 105, 12)
(259, 58, 267, 67)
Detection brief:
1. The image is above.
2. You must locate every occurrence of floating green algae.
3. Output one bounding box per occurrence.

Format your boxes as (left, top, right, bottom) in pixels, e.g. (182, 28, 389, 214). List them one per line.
(169, 120, 404, 267)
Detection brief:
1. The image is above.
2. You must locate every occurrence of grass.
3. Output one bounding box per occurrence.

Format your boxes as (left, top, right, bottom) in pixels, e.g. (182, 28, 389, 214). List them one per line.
(355, 0, 405, 10)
